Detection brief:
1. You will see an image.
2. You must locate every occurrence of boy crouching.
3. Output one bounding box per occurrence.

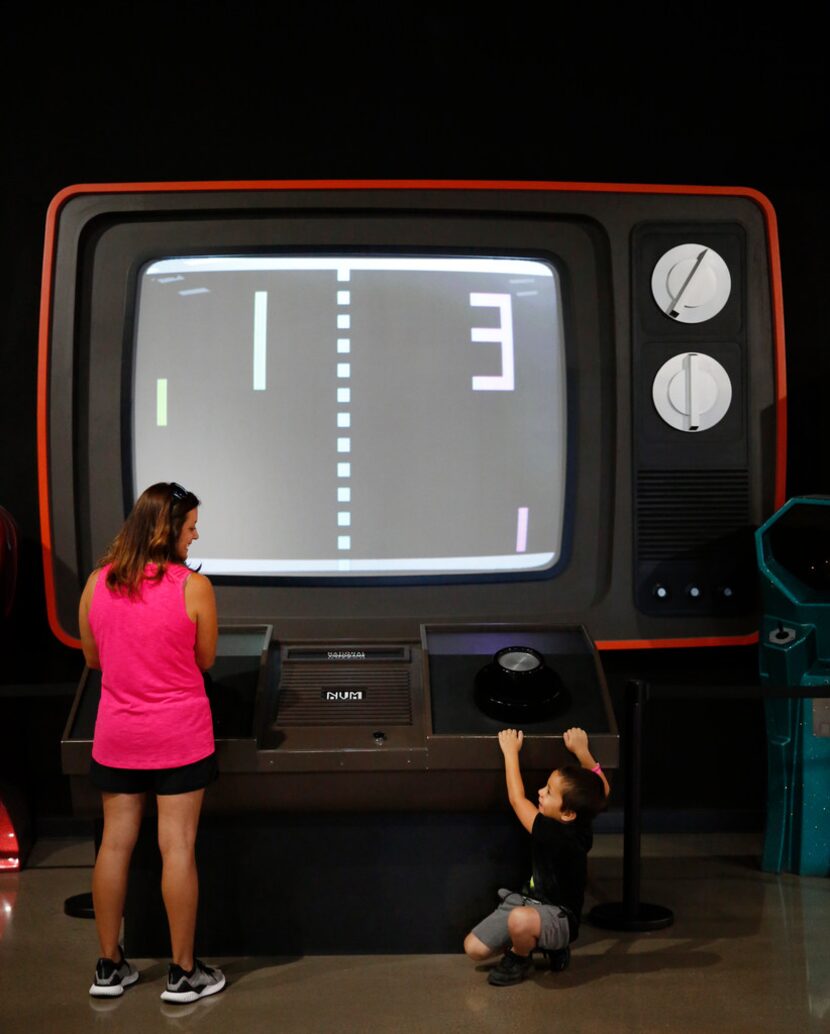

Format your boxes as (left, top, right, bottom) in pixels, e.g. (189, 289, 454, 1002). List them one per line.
(464, 727, 609, 986)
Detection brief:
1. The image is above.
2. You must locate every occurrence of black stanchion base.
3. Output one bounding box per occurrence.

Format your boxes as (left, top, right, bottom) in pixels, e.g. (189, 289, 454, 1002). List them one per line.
(64, 892, 95, 919)
(588, 901, 674, 932)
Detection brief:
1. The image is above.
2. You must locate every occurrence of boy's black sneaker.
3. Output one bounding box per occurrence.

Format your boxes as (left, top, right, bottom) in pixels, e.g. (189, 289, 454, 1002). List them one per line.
(487, 949, 534, 986)
(89, 951, 139, 997)
(160, 959, 226, 1003)
(542, 945, 571, 972)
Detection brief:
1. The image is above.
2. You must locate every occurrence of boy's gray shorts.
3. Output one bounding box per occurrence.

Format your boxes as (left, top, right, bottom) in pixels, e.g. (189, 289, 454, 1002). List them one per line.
(470, 888, 571, 951)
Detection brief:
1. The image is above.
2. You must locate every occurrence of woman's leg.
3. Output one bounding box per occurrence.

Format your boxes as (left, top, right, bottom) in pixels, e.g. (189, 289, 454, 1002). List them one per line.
(92, 792, 146, 959)
(156, 788, 205, 972)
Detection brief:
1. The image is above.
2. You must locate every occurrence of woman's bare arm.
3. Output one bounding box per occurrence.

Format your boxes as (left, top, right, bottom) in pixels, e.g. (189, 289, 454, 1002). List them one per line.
(185, 572, 218, 671)
(78, 571, 101, 669)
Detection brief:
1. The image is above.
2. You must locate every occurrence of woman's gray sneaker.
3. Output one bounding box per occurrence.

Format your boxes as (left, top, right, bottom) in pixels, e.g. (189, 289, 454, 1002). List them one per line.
(160, 959, 226, 1003)
(89, 952, 139, 997)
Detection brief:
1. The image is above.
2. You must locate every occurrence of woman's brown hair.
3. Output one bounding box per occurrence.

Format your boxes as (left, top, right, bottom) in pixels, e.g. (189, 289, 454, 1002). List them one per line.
(101, 482, 201, 595)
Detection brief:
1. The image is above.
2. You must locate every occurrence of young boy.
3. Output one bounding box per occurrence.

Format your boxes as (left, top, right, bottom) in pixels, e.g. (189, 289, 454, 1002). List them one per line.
(464, 726, 609, 986)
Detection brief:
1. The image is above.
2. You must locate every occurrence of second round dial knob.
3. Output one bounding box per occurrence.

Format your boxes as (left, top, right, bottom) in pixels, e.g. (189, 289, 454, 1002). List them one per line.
(652, 352, 732, 432)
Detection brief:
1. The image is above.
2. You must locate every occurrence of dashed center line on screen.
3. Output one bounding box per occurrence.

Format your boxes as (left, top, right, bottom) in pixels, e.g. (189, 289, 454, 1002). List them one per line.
(336, 266, 352, 566)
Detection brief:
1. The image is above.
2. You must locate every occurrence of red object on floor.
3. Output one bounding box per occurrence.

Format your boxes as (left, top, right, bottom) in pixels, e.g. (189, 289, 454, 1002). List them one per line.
(0, 798, 21, 871)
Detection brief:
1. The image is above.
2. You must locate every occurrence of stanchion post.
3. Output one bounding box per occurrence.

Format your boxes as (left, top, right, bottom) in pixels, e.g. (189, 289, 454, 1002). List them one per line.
(589, 679, 674, 932)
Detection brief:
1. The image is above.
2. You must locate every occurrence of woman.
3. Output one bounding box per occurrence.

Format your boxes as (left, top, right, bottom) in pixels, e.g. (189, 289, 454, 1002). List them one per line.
(79, 482, 225, 1003)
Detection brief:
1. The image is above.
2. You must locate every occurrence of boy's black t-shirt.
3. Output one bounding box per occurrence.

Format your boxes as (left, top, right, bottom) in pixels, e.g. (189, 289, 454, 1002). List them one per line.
(530, 813, 593, 924)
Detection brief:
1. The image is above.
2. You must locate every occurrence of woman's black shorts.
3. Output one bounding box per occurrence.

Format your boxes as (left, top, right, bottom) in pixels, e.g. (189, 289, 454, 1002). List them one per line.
(90, 752, 219, 795)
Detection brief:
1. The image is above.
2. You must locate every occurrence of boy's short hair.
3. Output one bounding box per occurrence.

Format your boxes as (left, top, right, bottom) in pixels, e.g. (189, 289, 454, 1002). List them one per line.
(559, 765, 607, 820)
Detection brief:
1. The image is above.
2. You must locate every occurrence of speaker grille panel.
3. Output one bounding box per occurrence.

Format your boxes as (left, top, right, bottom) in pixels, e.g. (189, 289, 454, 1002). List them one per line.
(636, 470, 750, 560)
(276, 662, 413, 726)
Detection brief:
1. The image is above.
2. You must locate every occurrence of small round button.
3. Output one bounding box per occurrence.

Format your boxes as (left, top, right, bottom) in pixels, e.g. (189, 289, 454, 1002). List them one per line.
(686, 585, 702, 599)
(653, 584, 670, 600)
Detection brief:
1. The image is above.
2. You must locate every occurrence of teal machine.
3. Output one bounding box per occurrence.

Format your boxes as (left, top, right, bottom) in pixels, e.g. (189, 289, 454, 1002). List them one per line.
(756, 497, 830, 876)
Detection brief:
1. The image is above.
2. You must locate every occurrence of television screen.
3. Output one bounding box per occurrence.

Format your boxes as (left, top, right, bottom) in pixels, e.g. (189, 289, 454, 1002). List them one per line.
(133, 256, 566, 578)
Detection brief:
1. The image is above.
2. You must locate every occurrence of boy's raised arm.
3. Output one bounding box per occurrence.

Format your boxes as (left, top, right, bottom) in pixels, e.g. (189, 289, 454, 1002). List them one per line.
(563, 727, 610, 798)
(498, 729, 538, 833)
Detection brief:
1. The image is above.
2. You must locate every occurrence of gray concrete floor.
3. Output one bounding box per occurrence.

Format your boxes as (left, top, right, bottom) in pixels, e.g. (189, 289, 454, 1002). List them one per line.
(1, 834, 828, 1034)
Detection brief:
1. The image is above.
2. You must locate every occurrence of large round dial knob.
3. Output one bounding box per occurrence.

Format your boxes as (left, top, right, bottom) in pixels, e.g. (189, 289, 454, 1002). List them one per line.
(651, 244, 731, 323)
(652, 352, 732, 432)
(474, 646, 566, 723)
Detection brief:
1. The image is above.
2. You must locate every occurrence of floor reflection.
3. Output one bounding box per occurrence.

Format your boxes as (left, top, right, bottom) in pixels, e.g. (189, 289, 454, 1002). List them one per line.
(0, 879, 18, 941)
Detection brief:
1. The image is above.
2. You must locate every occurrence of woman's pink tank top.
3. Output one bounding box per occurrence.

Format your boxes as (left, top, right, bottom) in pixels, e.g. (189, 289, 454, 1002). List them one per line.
(89, 563, 214, 769)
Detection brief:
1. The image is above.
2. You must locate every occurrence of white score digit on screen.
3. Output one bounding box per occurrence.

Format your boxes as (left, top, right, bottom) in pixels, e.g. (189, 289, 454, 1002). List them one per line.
(470, 293, 514, 391)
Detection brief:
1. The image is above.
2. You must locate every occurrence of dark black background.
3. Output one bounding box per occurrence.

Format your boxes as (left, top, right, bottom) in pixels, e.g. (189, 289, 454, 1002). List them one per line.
(1, 14, 827, 820)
